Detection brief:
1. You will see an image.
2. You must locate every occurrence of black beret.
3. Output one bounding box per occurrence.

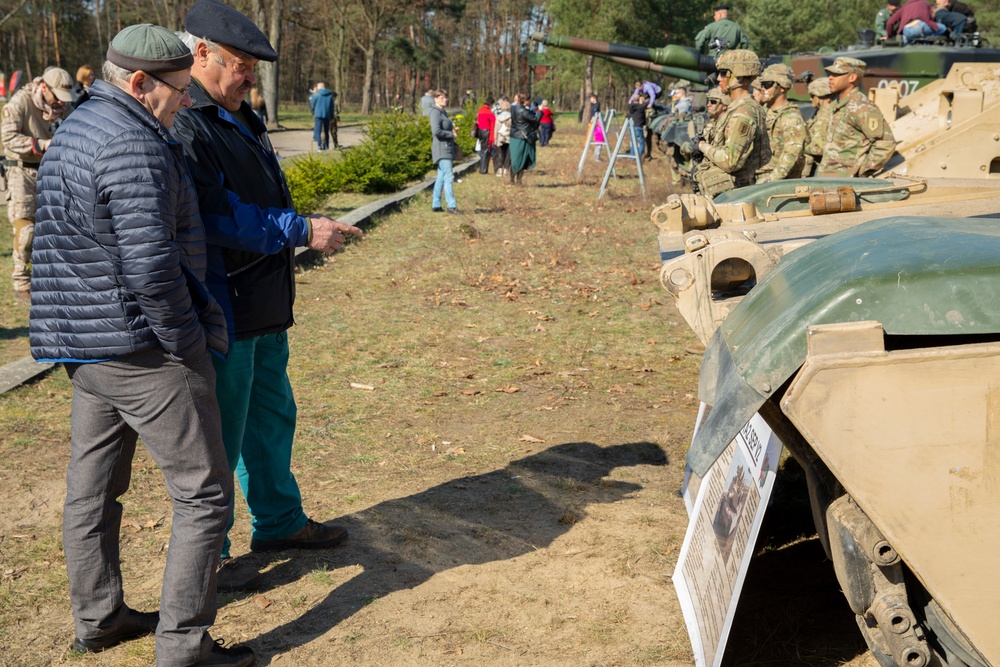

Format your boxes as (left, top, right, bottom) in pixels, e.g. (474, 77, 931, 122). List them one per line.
(714, 4, 731, 10)
(184, 0, 278, 62)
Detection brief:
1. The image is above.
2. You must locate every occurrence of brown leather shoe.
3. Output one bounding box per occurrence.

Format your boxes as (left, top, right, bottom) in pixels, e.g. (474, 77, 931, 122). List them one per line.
(216, 557, 263, 592)
(249, 519, 348, 552)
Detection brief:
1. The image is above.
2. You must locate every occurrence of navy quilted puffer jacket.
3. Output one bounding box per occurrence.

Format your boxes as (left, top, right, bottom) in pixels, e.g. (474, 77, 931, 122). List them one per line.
(29, 80, 228, 362)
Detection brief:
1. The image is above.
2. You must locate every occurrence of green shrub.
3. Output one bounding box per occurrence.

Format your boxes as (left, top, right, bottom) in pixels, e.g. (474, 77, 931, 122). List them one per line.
(283, 107, 483, 212)
(284, 111, 438, 211)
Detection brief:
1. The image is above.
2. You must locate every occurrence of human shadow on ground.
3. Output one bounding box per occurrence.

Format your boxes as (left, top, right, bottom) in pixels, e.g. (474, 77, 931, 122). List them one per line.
(227, 440, 667, 661)
(0, 325, 28, 340)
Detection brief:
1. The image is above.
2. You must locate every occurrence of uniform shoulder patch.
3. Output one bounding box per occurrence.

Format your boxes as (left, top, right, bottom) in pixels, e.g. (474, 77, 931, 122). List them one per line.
(862, 112, 883, 139)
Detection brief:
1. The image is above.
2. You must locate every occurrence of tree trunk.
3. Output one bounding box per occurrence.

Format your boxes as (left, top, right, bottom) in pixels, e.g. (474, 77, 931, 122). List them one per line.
(361, 44, 375, 113)
(252, 0, 282, 129)
(583, 55, 594, 123)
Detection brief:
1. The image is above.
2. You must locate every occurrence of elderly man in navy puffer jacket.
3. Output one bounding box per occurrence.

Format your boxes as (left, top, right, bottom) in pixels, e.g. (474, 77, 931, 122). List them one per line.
(29, 23, 254, 667)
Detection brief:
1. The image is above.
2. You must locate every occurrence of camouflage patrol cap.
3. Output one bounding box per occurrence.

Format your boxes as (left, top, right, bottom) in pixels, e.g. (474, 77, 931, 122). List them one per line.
(759, 63, 794, 89)
(825, 56, 866, 76)
(716, 49, 761, 78)
(807, 77, 831, 97)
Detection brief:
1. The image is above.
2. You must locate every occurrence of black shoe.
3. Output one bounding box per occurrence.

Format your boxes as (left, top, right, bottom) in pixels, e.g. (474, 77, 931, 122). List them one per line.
(446, 208, 460, 215)
(71, 607, 159, 652)
(249, 519, 348, 552)
(432, 207, 444, 212)
(190, 640, 255, 667)
(216, 557, 263, 592)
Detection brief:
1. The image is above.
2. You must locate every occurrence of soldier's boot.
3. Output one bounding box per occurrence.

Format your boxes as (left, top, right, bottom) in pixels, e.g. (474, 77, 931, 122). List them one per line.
(11, 217, 34, 303)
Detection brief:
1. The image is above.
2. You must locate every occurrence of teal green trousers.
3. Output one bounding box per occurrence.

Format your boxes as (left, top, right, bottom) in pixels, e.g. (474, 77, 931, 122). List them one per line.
(213, 333, 308, 558)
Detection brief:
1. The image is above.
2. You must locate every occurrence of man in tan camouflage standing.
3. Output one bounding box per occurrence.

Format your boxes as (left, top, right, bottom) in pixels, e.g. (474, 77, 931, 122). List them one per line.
(803, 77, 834, 176)
(755, 63, 806, 182)
(2, 67, 73, 304)
(816, 57, 895, 177)
(694, 49, 770, 197)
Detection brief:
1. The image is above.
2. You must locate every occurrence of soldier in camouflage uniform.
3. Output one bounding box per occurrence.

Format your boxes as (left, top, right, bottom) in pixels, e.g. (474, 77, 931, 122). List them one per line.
(816, 57, 895, 177)
(694, 49, 770, 197)
(695, 5, 750, 56)
(756, 64, 806, 182)
(702, 87, 730, 143)
(803, 77, 834, 176)
(2, 67, 73, 303)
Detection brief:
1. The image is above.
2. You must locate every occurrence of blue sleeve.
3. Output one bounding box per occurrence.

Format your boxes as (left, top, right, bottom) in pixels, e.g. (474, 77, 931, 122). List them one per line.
(171, 113, 311, 255)
(200, 188, 311, 253)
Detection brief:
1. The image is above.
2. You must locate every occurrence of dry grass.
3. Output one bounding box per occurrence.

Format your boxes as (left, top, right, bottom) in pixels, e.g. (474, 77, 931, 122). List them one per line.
(0, 123, 869, 666)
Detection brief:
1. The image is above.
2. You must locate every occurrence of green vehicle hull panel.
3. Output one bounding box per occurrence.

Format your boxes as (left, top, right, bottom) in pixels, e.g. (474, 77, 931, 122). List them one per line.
(688, 216, 1000, 475)
(713, 178, 908, 214)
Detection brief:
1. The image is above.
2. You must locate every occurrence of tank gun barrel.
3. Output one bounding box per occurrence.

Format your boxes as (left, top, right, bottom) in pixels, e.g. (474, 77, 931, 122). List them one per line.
(604, 55, 707, 84)
(531, 32, 717, 73)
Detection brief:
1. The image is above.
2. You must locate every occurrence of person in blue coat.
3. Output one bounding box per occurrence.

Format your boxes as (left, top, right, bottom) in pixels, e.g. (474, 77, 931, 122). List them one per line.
(30, 23, 253, 667)
(309, 82, 334, 150)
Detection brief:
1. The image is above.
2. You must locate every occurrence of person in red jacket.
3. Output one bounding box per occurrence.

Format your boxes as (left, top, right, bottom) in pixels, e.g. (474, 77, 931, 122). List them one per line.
(886, 0, 946, 43)
(475, 97, 496, 174)
(538, 100, 555, 146)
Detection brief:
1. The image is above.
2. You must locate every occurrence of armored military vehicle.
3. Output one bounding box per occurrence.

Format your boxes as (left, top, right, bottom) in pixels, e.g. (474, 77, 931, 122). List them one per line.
(688, 216, 1000, 667)
(530, 31, 1000, 102)
(656, 61, 1000, 343)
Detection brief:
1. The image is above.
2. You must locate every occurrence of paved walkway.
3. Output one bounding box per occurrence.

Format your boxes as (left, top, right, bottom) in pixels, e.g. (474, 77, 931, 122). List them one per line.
(270, 124, 364, 160)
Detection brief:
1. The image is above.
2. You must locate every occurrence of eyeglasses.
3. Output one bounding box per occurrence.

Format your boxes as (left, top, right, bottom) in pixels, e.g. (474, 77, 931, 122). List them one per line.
(146, 72, 191, 96)
(759, 81, 777, 90)
(717, 69, 731, 77)
(707, 100, 720, 105)
(214, 50, 256, 75)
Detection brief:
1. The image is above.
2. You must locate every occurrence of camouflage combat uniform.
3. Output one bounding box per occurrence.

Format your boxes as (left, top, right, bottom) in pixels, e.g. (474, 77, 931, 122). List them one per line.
(757, 101, 806, 182)
(2, 82, 67, 293)
(805, 104, 833, 165)
(695, 96, 770, 197)
(816, 89, 895, 177)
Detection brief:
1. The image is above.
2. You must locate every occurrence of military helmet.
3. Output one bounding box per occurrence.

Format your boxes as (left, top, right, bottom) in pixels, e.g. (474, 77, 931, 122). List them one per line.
(760, 63, 794, 89)
(706, 87, 731, 105)
(715, 49, 761, 78)
(807, 77, 831, 97)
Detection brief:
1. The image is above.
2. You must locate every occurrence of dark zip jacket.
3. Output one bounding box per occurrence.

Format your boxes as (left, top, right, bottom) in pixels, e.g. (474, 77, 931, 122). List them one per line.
(171, 82, 311, 341)
(30, 80, 227, 362)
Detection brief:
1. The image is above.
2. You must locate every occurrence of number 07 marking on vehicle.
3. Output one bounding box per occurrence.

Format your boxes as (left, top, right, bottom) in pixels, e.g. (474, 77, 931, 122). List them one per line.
(876, 79, 921, 96)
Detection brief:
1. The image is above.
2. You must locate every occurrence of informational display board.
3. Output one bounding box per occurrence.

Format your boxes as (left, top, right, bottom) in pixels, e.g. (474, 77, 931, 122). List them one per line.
(673, 411, 783, 667)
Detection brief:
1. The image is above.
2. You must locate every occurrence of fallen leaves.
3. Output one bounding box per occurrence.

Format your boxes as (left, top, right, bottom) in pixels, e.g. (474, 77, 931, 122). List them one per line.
(123, 516, 165, 533)
(350, 382, 375, 391)
(494, 385, 520, 393)
(519, 434, 545, 443)
(255, 595, 272, 609)
(460, 389, 481, 396)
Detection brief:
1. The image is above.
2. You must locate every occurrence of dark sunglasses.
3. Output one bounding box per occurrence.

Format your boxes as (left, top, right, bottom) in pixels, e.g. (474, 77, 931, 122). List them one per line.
(759, 81, 777, 90)
(707, 100, 720, 105)
(716, 69, 731, 77)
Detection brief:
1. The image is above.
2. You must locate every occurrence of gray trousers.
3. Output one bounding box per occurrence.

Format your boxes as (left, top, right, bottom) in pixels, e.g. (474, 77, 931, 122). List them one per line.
(64, 347, 231, 666)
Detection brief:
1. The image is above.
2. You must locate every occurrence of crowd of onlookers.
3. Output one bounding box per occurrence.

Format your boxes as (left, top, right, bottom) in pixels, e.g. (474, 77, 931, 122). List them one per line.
(422, 88, 557, 213)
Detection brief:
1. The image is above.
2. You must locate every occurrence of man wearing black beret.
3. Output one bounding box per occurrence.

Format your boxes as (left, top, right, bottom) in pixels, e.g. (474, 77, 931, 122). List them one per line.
(173, 0, 361, 592)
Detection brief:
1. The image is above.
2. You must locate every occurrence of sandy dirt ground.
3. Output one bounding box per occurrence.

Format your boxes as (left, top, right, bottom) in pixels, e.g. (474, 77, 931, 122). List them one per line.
(0, 120, 884, 667)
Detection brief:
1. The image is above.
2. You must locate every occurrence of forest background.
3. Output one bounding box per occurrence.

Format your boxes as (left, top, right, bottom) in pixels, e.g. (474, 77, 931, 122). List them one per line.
(0, 0, 998, 126)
